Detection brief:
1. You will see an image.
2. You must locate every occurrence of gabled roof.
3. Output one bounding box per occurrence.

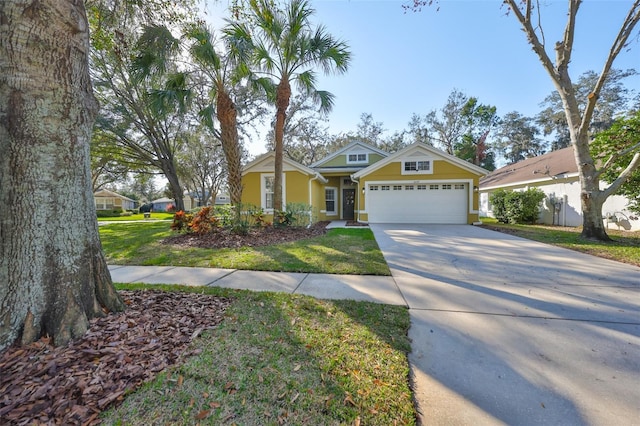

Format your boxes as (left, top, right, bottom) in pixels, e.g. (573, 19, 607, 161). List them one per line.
(310, 140, 388, 168)
(352, 142, 489, 179)
(243, 151, 328, 183)
(480, 147, 577, 189)
(151, 197, 174, 203)
(94, 189, 135, 201)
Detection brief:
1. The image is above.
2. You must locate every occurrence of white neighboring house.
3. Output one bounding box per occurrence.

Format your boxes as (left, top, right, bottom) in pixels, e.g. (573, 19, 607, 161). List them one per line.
(479, 147, 640, 232)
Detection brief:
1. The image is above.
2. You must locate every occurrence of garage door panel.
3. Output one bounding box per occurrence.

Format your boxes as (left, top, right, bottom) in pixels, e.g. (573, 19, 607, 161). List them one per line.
(367, 184, 467, 224)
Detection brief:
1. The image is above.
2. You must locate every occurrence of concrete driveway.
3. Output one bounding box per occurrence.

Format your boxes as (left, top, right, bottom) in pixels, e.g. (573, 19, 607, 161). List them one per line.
(370, 224, 640, 426)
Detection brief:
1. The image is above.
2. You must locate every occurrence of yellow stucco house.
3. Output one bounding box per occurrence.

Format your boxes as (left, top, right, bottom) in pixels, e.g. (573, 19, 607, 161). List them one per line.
(241, 141, 489, 224)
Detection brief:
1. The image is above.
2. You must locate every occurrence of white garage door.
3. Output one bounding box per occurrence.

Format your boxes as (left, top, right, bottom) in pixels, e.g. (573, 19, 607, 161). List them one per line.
(367, 183, 468, 224)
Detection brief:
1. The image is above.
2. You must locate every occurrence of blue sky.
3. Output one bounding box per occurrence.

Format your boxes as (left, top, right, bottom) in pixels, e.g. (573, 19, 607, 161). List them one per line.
(207, 1, 640, 156)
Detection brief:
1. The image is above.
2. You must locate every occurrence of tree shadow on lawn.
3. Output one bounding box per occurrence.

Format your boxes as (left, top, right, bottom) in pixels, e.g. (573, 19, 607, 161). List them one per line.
(251, 242, 389, 275)
(102, 286, 416, 425)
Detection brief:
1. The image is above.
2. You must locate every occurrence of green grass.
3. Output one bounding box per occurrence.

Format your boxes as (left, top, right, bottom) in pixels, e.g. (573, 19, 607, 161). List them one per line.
(98, 212, 175, 221)
(100, 284, 415, 425)
(481, 217, 640, 266)
(100, 223, 390, 275)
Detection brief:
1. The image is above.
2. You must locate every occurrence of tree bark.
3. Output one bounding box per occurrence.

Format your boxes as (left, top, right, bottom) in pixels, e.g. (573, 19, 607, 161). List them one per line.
(504, 0, 640, 241)
(216, 87, 243, 208)
(273, 79, 292, 212)
(0, 0, 125, 352)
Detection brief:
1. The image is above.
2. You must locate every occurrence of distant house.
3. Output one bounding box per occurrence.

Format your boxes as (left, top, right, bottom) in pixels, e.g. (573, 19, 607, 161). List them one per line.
(151, 197, 175, 212)
(94, 189, 136, 211)
(214, 194, 231, 205)
(479, 147, 639, 231)
(241, 141, 488, 224)
(185, 191, 231, 208)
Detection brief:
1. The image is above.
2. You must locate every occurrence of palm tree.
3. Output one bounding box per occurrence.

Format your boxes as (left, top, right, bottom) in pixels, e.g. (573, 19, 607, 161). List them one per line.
(132, 24, 247, 211)
(226, 0, 351, 211)
(186, 25, 245, 208)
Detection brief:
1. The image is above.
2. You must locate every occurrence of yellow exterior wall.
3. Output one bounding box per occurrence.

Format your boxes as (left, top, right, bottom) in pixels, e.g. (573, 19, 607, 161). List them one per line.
(241, 170, 319, 222)
(285, 171, 309, 204)
(241, 172, 262, 207)
(356, 160, 482, 224)
(320, 153, 386, 168)
(309, 178, 325, 222)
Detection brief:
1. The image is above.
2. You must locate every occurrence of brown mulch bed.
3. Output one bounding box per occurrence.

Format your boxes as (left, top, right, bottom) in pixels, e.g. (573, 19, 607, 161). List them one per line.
(165, 221, 330, 249)
(0, 290, 232, 425)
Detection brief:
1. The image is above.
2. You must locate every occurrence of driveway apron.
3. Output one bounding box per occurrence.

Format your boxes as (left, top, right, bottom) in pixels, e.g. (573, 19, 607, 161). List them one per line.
(370, 224, 640, 426)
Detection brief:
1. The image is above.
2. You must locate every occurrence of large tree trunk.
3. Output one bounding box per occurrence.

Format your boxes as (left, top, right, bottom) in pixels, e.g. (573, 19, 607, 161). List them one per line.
(0, 0, 125, 352)
(163, 161, 185, 211)
(554, 56, 611, 241)
(504, 0, 640, 241)
(273, 79, 292, 212)
(217, 88, 243, 207)
(571, 127, 611, 240)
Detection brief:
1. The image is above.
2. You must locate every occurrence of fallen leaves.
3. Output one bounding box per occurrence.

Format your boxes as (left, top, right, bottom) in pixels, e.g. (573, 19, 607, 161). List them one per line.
(0, 290, 231, 425)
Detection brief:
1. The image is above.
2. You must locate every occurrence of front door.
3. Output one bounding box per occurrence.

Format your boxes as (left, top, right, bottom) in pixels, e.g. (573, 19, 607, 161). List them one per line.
(342, 189, 355, 220)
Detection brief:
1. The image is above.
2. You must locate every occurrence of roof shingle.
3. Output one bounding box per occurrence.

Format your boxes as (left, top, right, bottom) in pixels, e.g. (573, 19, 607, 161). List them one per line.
(480, 147, 577, 188)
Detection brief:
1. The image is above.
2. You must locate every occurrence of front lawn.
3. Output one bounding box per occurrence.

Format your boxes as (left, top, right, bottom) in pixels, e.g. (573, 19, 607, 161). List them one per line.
(101, 285, 415, 425)
(99, 223, 390, 275)
(98, 212, 174, 221)
(481, 217, 640, 266)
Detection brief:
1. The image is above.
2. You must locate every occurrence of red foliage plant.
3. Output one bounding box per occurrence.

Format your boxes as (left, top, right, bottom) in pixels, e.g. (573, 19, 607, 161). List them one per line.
(172, 208, 220, 235)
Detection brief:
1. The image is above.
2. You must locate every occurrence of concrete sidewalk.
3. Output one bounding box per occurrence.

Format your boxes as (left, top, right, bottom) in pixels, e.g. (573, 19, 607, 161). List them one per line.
(108, 265, 406, 306)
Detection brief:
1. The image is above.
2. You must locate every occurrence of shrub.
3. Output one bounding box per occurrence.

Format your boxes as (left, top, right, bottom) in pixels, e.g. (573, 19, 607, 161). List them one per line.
(251, 208, 269, 227)
(274, 210, 294, 227)
(96, 210, 121, 218)
(490, 188, 545, 224)
(171, 208, 220, 234)
(285, 202, 314, 226)
(190, 207, 220, 234)
(489, 189, 510, 223)
(212, 204, 236, 227)
(171, 210, 193, 232)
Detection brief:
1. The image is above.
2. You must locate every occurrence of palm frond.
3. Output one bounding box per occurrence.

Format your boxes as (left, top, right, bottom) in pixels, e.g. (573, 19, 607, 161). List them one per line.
(313, 90, 335, 115)
(131, 25, 181, 81)
(295, 69, 316, 93)
(199, 104, 217, 131)
(223, 21, 255, 64)
(148, 72, 192, 115)
(186, 25, 221, 70)
(251, 76, 277, 103)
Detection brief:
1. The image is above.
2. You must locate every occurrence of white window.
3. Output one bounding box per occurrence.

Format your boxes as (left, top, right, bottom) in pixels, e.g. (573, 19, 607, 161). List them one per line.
(430, 184, 439, 190)
(265, 176, 274, 209)
(370, 185, 379, 191)
(393, 185, 402, 191)
(381, 185, 390, 191)
(261, 174, 285, 211)
(405, 185, 414, 190)
(347, 153, 368, 164)
(442, 184, 452, 190)
(402, 158, 432, 175)
(95, 197, 114, 210)
(325, 188, 337, 215)
(417, 185, 427, 190)
(454, 184, 465, 190)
